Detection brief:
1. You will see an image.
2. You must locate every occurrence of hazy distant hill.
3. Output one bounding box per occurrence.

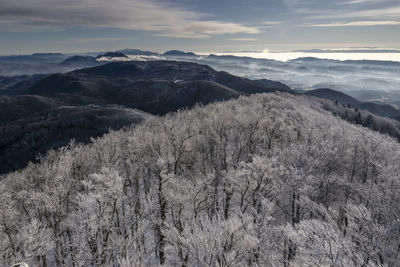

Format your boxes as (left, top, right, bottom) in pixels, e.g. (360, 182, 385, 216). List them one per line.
(60, 55, 99, 66)
(117, 49, 159, 56)
(254, 79, 292, 92)
(304, 88, 360, 106)
(0, 53, 105, 76)
(358, 102, 400, 117)
(0, 53, 65, 63)
(163, 50, 197, 57)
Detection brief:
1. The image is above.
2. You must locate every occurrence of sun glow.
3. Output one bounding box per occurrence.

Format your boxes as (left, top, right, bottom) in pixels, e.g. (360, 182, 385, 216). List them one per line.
(212, 51, 400, 62)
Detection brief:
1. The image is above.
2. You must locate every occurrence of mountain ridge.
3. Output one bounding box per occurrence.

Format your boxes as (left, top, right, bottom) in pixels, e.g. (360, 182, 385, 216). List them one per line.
(303, 87, 400, 119)
(23, 60, 292, 114)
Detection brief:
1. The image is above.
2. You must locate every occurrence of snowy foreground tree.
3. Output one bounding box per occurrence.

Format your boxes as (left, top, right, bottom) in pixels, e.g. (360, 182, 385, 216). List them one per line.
(1, 92, 400, 266)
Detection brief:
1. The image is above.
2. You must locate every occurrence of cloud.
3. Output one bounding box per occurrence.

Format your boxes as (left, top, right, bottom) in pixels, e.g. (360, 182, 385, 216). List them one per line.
(228, 38, 258, 41)
(264, 21, 281, 25)
(0, 0, 259, 38)
(258, 21, 282, 29)
(71, 37, 130, 43)
(299, 5, 400, 20)
(310, 20, 400, 27)
(342, 0, 381, 4)
(346, 6, 400, 19)
(282, 0, 300, 7)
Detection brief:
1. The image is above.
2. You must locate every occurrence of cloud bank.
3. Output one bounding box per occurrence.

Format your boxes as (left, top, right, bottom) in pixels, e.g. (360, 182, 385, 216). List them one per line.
(0, 0, 259, 38)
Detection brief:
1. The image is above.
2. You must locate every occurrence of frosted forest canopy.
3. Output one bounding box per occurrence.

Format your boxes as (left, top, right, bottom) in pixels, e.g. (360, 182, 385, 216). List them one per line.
(1, 92, 400, 266)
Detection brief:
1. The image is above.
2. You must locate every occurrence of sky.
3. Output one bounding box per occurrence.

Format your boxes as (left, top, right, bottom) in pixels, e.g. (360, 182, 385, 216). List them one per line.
(0, 0, 399, 54)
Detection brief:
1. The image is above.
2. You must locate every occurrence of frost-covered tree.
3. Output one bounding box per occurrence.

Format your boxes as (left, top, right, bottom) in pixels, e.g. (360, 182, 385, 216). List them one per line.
(1, 92, 400, 266)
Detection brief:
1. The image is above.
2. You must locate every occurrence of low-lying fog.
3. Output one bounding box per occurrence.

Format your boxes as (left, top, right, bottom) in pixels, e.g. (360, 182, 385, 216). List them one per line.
(180, 54, 400, 106)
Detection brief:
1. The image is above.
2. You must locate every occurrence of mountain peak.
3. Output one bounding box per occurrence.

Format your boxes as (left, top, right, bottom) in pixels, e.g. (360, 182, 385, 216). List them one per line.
(96, 52, 128, 59)
(163, 50, 197, 57)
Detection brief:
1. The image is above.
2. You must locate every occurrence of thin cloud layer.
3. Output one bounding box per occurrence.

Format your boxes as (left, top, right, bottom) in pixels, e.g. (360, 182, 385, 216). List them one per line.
(311, 20, 400, 27)
(343, 0, 382, 5)
(293, 3, 400, 21)
(0, 0, 259, 38)
(228, 38, 258, 41)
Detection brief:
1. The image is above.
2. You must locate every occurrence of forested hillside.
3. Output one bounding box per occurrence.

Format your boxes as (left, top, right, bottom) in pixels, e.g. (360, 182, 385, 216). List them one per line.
(0, 104, 149, 173)
(1, 93, 400, 266)
(0, 61, 292, 174)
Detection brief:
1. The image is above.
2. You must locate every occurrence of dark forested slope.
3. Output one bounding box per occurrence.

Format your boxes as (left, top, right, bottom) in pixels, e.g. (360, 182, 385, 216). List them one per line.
(0, 105, 149, 173)
(304, 88, 360, 106)
(304, 88, 400, 126)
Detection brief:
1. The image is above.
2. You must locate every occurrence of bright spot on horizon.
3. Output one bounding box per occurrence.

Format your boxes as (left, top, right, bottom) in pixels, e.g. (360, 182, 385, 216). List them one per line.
(213, 51, 400, 62)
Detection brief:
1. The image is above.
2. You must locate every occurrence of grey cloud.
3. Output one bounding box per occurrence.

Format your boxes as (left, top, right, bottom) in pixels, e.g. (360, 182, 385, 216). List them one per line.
(295, 3, 400, 20)
(0, 0, 259, 38)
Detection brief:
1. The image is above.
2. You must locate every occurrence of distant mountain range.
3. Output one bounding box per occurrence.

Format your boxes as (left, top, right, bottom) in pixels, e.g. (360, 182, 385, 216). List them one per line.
(0, 53, 65, 63)
(0, 53, 104, 76)
(294, 48, 400, 54)
(0, 50, 199, 76)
